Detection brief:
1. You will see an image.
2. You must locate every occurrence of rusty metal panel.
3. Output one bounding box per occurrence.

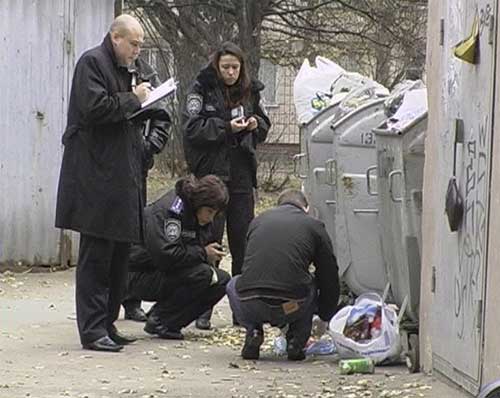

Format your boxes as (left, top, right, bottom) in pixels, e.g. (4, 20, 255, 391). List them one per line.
(0, 0, 113, 266)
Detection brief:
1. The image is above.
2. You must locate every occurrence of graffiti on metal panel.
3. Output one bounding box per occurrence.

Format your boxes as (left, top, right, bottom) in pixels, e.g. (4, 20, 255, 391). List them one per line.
(479, 4, 492, 37)
(454, 115, 487, 340)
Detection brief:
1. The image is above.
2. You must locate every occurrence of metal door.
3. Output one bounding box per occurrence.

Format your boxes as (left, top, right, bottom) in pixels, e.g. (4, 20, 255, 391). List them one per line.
(431, 0, 496, 393)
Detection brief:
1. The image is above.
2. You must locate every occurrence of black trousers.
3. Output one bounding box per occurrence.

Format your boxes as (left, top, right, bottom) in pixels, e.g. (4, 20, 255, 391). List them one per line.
(127, 266, 230, 329)
(76, 234, 130, 345)
(213, 191, 255, 276)
(226, 276, 317, 350)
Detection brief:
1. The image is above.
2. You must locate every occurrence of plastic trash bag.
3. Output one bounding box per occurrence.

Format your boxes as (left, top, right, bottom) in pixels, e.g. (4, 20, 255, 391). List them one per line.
(272, 317, 337, 357)
(305, 337, 336, 356)
(293, 56, 389, 124)
(272, 335, 337, 356)
(329, 292, 401, 364)
(384, 80, 425, 118)
(293, 57, 345, 124)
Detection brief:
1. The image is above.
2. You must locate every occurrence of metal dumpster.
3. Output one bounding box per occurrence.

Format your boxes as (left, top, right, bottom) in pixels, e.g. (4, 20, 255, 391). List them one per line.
(372, 88, 427, 322)
(324, 87, 389, 296)
(296, 100, 344, 244)
(371, 88, 427, 372)
(294, 75, 389, 227)
(295, 99, 344, 200)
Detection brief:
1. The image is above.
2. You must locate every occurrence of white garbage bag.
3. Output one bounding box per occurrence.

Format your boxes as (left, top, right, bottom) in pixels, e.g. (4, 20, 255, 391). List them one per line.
(328, 292, 401, 364)
(293, 56, 345, 124)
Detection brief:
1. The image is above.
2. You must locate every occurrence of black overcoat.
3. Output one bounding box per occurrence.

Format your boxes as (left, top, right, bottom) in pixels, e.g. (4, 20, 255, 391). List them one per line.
(55, 34, 145, 243)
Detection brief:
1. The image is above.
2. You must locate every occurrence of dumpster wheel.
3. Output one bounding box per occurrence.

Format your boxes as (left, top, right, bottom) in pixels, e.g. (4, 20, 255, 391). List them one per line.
(405, 334, 419, 373)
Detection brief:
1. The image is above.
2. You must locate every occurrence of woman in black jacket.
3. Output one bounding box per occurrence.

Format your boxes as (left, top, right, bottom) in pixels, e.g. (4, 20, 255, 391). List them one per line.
(182, 42, 271, 329)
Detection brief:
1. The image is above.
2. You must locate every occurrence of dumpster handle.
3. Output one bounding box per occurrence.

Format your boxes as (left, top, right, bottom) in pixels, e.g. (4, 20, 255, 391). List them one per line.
(325, 158, 337, 186)
(366, 165, 378, 196)
(293, 153, 307, 179)
(389, 170, 403, 203)
(353, 209, 379, 214)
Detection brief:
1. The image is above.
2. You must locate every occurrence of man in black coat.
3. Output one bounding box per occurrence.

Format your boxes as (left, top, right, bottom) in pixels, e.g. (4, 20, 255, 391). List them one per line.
(125, 176, 231, 339)
(55, 15, 154, 352)
(226, 189, 340, 361)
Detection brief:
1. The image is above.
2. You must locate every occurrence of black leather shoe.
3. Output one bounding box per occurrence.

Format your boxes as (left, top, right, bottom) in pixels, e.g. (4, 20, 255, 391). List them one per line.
(195, 318, 211, 330)
(144, 316, 161, 335)
(109, 330, 137, 345)
(144, 319, 184, 340)
(124, 307, 148, 322)
(156, 325, 184, 340)
(83, 336, 123, 352)
(241, 329, 264, 360)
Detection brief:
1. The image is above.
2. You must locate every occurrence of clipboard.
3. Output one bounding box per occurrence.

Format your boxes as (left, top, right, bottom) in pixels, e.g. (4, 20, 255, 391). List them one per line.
(127, 77, 177, 120)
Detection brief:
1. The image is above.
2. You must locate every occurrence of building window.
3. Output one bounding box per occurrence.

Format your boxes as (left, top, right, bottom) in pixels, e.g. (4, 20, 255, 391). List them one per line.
(259, 59, 277, 105)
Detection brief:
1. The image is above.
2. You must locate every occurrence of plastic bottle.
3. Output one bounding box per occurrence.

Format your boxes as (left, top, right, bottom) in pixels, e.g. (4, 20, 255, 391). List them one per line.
(338, 358, 375, 375)
(273, 335, 287, 355)
(305, 339, 336, 356)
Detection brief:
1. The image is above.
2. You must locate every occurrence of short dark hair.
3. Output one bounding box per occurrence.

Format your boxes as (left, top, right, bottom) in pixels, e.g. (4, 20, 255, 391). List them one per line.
(277, 189, 308, 209)
(176, 175, 229, 211)
(210, 41, 251, 106)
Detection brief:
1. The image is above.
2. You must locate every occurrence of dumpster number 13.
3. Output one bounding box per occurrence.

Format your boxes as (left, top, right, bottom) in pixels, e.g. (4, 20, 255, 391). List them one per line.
(360, 132, 375, 145)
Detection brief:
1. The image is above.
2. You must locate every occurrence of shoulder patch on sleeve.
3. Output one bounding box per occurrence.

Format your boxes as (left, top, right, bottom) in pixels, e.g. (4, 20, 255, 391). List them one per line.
(186, 93, 203, 116)
(170, 196, 184, 215)
(164, 219, 182, 242)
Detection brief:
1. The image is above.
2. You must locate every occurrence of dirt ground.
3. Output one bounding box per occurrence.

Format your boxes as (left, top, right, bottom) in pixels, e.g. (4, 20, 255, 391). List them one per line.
(0, 263, 472, 398)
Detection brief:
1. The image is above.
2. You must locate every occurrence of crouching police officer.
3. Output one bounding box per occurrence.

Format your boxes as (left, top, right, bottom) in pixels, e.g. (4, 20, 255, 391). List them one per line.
(125, 175, 231, 339)
(226, 189, 340, 360)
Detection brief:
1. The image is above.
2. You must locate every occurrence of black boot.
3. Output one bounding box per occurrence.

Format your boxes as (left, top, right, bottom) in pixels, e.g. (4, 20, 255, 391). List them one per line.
(123, 299, 147, 322)
(144, 313, 184, 340)
(241, 329, 264, 360)
(287, 338, 306, 361)
(195, 309, 212, 330)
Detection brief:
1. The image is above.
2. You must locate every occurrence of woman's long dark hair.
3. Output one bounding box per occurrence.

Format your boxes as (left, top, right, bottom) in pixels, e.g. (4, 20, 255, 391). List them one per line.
(175, 175, 229, 211)
(210, 41, 251, 107)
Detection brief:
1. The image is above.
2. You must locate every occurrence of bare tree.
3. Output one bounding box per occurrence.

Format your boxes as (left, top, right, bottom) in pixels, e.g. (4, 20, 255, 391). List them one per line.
(261, 0, 427, 87)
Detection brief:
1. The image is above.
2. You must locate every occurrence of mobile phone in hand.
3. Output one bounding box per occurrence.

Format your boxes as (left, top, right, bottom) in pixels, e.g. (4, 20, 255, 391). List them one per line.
(231, 105, 245, 121)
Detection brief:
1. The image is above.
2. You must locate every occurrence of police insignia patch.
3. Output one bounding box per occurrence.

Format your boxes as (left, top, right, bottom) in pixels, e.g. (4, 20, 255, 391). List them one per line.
(186, 93, 203, 115)
(170, 196, 184, 215)
(164, 219, 181, 242)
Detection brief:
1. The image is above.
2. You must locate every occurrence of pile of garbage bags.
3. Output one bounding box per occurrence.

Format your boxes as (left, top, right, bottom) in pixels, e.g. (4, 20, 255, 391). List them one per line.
(293, 56, 388, 124)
